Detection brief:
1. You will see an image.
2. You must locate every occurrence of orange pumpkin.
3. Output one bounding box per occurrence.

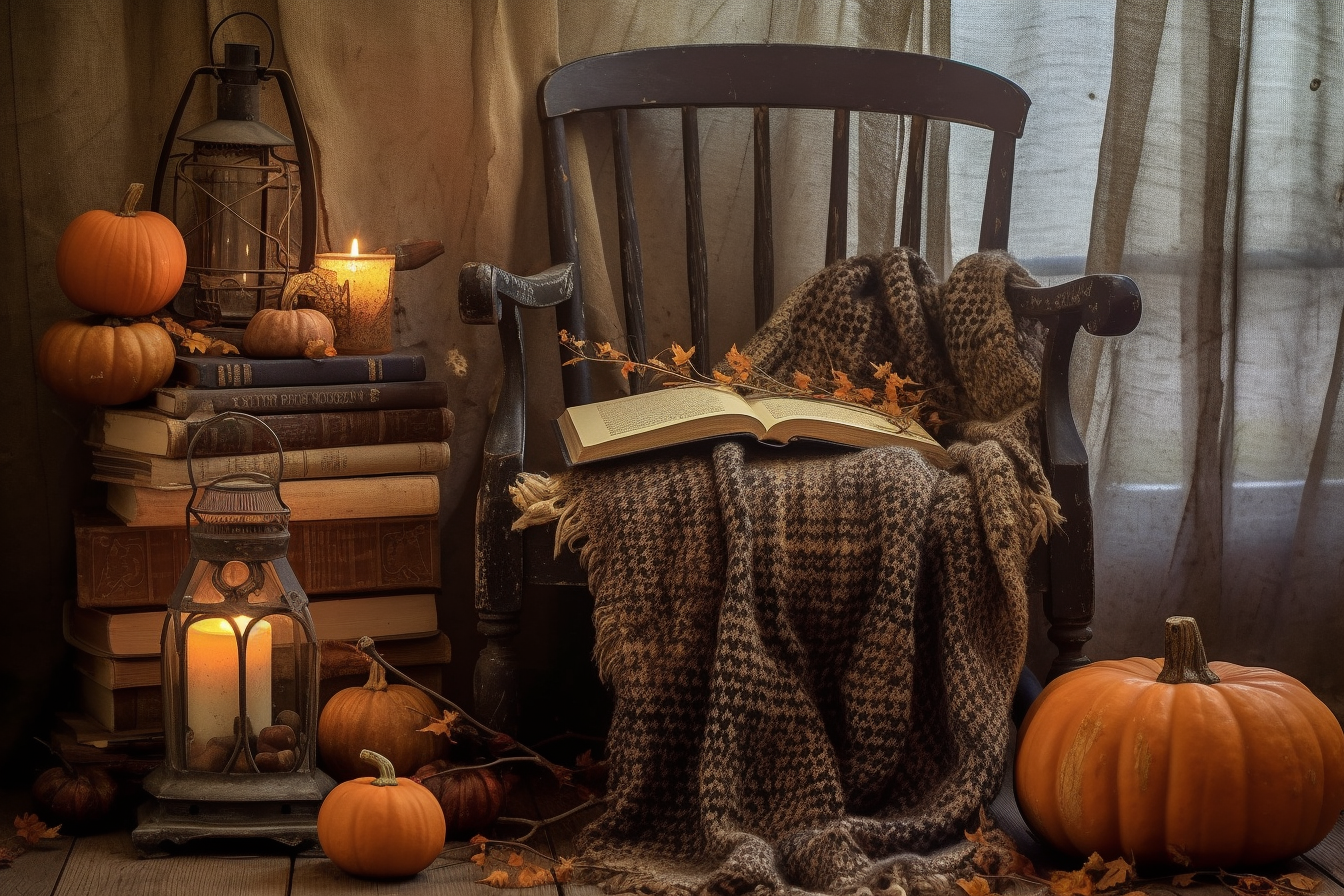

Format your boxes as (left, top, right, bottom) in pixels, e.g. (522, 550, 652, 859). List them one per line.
(56, 184, 187, 317)
(1015, 616, 1344, 868)
(242, 292, 335, 358)
(317, 661, 445, 781)
(37, 316, 176, 405)
(317, 749, 445, 878)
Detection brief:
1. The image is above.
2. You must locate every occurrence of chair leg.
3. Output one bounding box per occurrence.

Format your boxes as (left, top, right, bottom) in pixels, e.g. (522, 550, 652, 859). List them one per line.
(1046, 619, 1092, 681)
(474, 611, 521, 734)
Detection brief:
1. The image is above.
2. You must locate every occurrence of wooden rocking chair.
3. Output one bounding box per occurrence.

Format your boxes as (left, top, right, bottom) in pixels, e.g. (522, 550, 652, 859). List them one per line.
(458, 44, 1140, 734)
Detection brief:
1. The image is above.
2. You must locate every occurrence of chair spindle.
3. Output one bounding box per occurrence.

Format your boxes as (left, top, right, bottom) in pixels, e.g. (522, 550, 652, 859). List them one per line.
(682, 105, 711, 366)
(826, 108, 850, 265)
(899, 114, 927, 252)
(980, 129, 1016, 251)
(753, 106, 774, 330)
(612, 109, 648, 392)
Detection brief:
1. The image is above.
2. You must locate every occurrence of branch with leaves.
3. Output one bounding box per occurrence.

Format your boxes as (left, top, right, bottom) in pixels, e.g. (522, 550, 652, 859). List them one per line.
(558, 330, 947, 432)
(0, 814, 62, 871)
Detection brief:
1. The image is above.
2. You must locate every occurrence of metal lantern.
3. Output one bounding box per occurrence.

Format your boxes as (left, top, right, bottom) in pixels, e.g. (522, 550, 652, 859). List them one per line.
(151, 12, 316, 325)
(133, 412, 334, 852)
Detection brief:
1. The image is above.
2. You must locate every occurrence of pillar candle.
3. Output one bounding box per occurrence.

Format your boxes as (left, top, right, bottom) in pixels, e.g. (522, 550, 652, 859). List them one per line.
(313, 238, 395, 354)
(186, 616, 272, 747)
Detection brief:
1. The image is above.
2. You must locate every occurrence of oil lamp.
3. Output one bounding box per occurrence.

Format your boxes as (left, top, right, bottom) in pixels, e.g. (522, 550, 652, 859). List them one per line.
(133, 412, 334, 852)
(151, 12, 316, 325)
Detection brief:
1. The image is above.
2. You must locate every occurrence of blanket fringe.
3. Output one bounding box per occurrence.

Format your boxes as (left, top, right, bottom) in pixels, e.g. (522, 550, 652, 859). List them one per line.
(1025, 485, 1064, 547)
(509, 472, 590, 560)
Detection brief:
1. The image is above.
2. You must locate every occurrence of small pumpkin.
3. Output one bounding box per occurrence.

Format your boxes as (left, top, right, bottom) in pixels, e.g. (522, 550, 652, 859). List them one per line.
(242, 289, 335, 359)
(31, 749, 117, 828)
(57, 183, 187, 317)
(317, 661, 444, 781)
(1015, 616, 1344, 868)
(412, 759, 506, 834)
(37, 316, 176, 405)
(317, 749, 446, 878)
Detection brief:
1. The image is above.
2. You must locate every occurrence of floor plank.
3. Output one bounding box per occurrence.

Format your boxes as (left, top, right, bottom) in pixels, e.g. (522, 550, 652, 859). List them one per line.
(1305, 814, 1344, 885)
(292, 847, 483, 896)
(52, 831, 290, 896)
(2, 789, 76, 896)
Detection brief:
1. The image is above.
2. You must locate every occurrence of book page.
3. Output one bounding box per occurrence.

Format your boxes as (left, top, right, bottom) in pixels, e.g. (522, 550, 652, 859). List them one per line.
(565, 386, 759, 446)
(748, 395, 911, 436)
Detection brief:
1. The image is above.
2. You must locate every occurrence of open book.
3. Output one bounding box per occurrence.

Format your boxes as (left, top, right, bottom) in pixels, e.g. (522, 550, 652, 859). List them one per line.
(556, 384, 949, 465)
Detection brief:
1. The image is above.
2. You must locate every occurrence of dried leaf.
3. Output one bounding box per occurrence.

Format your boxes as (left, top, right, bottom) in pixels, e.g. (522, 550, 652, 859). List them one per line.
(1048, 869, 1094, 896)
(207, 339, 241, 355)
(831, 370, 854, 400)
(725, 344, 752, 380)
(712, 369, 734, 384)
(187, 319, 214, 330)
(552, 856, 575, 883)
(670, 342, 695, 368)
(506, 851, 525, 868)
(470, 833, 490, 846)
(303, 338, 335, 359)
(13, 814, 59, 846)
(1277, 874, 1321, 892)
(793, 371, 812, 391)
(418, 710, 460, 740)
(161, 319, 190, 338)
(957, 877, 992, 896)
(575, 750, 595, 768)
(180, 331, 214, 354)
(470, 851, 489, 867)
(871, 361, 893, 379)
(1171, 873, 1198, 887)
(621, 360, 637, 379)
(0, 847, 14, 868)
(479, 869, 512, 887)
(1095, 857, 1135, 891)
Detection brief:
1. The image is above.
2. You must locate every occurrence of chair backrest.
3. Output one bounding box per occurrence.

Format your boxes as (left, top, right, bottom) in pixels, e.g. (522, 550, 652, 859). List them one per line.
(536, 44, 1031, 408)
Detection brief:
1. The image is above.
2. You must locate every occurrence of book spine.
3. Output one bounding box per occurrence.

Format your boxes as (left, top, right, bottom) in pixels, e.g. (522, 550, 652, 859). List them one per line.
(146, 407, 454, 458)
(75, 515, 441, 607)
(94, 441, 451, 489)
(155, 380, 450, 418)
(173, 354, 426, 389)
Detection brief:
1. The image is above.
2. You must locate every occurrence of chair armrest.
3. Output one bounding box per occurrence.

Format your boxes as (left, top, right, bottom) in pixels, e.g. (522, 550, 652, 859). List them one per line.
(459, 262, 576, 325)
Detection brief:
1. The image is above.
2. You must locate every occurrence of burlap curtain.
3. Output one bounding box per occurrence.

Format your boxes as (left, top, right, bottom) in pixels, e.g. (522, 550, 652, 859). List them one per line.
(4, 0, 1342, 768)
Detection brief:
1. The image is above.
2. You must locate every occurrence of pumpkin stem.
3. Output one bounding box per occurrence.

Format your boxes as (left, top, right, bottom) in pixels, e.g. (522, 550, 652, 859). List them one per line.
(360, 749, 399, 786)
(1156, 616, 1221, 685)
(117, 183, 145, 217)
(34, 736, 78, 779)
(363, 659, 389, 692)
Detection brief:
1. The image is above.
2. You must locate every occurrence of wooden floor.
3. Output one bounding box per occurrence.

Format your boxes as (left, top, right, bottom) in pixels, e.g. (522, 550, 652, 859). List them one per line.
(6, 767, 1344, 896)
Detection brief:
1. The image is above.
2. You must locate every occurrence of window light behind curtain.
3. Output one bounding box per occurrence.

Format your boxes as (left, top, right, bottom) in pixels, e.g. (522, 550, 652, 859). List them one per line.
(559, 0, 1344, 716)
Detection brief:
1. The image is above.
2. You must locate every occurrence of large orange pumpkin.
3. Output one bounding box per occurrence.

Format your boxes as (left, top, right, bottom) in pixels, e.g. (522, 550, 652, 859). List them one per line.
(317, 661, 445, 781)
(56, 183, 187, 317)
(317, 749, 446, 878)
(1015, 616, 1344, 868)
(37, 316, 176, 405)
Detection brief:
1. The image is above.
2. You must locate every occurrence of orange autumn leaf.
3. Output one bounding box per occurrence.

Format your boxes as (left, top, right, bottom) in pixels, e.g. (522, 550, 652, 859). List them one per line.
(180, 331, 214, 354)
(712, 369, 734, 384)
(479, 869, 512, 887)
(418, 709, 460, 740)
(14, 813, 60, 846)
(621, 360, 637, 379)
(793, 371, 812, 391)
(1171, 874, 1198, 887)
(470, 851, 489, 867)
(1095, 856, 1135, 891)
(506, 850, 526, 868)
(871, 361, 893, 379)
(725, 344, 752, 380)
(956, 877, 992, 896)
(517, 865, 555, 887)
(854, 387, 876, 403)
(670, 342, 695, 368)
(831, 370, 854, 400)
(160, 318, 190, 338)
(552, 856, 576, 883)
(1277, 874, 1321, 892)
(1049, 869, 1095, 896)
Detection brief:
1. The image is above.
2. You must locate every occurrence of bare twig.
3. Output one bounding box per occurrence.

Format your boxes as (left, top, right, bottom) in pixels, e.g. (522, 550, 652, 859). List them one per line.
(493, 796, 609, 843)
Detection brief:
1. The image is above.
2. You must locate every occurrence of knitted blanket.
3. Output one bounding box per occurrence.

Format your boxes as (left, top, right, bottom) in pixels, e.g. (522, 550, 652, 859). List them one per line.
(512, 249, 1055, 896)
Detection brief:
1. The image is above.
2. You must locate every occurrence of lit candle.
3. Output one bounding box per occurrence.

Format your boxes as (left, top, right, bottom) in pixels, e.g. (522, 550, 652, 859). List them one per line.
(186, 616, 272, 747)
(313, 238, 396, 354)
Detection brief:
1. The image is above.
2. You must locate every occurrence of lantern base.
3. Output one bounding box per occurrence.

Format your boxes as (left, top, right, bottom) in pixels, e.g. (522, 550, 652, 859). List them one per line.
(132, 796, 321, 855)
(132, 764, 336, 855)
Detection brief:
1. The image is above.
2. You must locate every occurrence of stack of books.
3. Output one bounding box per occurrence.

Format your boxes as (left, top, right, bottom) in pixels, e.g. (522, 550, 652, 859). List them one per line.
(59, 351, 454, 748)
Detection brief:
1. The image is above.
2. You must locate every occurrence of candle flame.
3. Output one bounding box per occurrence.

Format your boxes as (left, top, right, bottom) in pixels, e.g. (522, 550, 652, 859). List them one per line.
(350, 238, 359, 255)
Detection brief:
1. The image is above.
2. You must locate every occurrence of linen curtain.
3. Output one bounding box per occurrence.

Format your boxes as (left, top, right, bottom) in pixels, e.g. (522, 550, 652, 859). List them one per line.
(4, 0, 1342, 768)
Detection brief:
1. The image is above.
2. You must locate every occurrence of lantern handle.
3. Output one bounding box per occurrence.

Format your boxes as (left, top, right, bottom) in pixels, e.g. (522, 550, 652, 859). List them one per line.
(150, 66, 215, 214)
(183, 412, 287, 530)
(209, 11, 276, 72)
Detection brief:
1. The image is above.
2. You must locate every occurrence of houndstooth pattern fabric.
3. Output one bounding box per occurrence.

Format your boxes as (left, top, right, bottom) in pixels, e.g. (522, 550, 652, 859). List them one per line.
(519, 250, 1050, 896)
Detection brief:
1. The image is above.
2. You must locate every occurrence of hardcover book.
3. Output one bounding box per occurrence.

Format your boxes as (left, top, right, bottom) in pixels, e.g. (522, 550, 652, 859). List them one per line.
(91, 441, 451, 489)
(172, 352, 427, 389)
(105, 473, 441, 527)
(64, 592, 441, 657)
(556, 384, 950, 465)
(75, 511, 441, 607)
(77, 675, 163, 732)
(90, 406, 454, 458)
(153, 380, 450, 419)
